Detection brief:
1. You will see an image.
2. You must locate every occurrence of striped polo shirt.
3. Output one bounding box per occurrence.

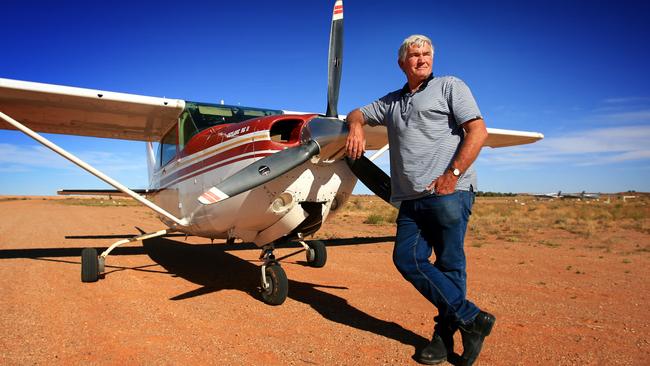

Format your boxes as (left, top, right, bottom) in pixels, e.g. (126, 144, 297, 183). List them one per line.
(360, 74, 482, 202)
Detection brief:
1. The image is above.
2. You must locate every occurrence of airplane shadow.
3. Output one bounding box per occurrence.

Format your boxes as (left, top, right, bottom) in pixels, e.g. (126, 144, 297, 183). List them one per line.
(141, 237, 428, 349)
(0, 235, 430, 352)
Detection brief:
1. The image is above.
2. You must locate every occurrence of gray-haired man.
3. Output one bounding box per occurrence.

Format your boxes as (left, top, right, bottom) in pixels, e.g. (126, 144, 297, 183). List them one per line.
(345, 35, 495, 365)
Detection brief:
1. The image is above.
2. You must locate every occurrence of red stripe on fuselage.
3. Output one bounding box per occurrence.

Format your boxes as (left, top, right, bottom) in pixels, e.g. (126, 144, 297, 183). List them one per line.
(161, 152, 276, 190)
(158, 140, 281, 188)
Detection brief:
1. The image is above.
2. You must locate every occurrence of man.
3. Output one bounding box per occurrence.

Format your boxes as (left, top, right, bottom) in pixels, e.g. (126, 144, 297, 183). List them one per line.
(345, 34, 495, 366)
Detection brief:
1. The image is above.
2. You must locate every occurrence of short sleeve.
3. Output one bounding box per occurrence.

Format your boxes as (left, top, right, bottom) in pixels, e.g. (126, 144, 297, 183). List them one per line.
(359, 93, 396, 127)
(445, 77, 482, 126)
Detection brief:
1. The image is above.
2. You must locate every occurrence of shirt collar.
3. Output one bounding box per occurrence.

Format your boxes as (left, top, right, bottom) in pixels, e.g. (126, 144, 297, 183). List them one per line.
(401, 73, 434, 96)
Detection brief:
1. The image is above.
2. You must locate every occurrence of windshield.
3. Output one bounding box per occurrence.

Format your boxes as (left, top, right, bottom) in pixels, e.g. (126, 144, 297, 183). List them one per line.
(179, 101, 282, 147)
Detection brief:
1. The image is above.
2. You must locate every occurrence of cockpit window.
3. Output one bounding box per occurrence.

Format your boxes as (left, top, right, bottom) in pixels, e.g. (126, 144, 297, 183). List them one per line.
(160, 125, 178, 167)
(180, 101, 282, 145)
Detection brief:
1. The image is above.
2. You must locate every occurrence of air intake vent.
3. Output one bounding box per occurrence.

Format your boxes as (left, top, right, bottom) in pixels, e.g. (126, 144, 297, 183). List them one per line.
(270, 119, 302, 144)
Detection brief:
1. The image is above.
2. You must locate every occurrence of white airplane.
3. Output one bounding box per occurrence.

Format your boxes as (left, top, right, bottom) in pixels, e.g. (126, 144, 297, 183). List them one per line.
(562, 191, 601, 200)
(532, 190, 562, 199)
(0, 1, 543, 305)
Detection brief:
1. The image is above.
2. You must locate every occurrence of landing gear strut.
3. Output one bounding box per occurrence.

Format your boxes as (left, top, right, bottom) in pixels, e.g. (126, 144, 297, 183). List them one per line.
(80, 229, 171, 283)
(259, 244, 288, 305)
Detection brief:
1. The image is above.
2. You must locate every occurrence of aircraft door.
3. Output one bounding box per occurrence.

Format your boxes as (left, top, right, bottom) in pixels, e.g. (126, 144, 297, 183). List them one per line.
(153, 124, 182, 218)
(177, 109, 210, 218)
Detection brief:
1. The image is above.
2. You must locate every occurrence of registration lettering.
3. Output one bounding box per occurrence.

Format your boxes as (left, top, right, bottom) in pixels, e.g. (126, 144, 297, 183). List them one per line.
(223, 126, 251, 139)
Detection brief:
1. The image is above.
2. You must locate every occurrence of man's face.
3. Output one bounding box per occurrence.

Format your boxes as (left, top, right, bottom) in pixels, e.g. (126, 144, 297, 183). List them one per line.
(399, 43, 433, 84)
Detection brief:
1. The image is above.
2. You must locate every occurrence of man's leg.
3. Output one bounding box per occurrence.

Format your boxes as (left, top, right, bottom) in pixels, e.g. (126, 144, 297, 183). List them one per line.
(410, 192, 480, 324)
(393, 200, 446, 364)
(393, 196, 476, 323)
(426, 190, 495, 366)
(424, 190, 472, 300)
(393, 195, 479, 364)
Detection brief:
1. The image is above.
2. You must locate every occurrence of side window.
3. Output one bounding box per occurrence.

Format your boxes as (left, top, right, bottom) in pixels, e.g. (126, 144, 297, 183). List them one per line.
(160, 125, 178, 167)
(179, 110, 198, 148)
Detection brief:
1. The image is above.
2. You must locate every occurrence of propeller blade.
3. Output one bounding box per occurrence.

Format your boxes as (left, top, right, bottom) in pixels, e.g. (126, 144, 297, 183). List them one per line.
(198, 141, 320, 205)
(346, 156, 393, 205)
(325, 0, 344, 118)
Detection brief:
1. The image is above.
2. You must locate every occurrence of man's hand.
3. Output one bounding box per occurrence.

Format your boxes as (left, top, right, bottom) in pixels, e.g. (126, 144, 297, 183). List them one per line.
(427, 118, 487, 195)
(345, 109, 366, 160)
(426, 170, 458, 195)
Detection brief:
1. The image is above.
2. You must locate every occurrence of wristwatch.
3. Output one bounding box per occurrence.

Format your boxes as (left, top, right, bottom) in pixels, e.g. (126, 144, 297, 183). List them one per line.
(450, 167, 461, 177)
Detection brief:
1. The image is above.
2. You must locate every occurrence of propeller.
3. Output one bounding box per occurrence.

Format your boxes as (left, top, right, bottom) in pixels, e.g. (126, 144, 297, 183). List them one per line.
(326, 0, 344, 118)
(324, 1, 393, 204)
(346, 156, 391, 204)
(198, 0, 393, 206)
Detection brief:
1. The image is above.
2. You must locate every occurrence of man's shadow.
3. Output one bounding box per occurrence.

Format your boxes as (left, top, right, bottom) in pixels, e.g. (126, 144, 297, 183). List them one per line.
(142, 236, 430, 351)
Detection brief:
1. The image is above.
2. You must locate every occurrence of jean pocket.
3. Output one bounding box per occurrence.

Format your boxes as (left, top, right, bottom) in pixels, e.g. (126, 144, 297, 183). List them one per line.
(421, 193, 462, 226)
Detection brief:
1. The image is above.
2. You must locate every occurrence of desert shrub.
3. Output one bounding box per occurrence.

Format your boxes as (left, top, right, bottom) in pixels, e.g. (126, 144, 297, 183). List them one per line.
(364, 214, 385, 225)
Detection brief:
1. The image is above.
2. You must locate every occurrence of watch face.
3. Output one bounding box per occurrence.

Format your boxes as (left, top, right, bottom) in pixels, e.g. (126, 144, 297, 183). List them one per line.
(453, 168, 461, 176)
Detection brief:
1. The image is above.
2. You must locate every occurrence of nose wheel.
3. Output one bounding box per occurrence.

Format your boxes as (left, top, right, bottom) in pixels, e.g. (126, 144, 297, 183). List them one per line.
(260, 263, 288, 305)
(259, 245, 288, 305)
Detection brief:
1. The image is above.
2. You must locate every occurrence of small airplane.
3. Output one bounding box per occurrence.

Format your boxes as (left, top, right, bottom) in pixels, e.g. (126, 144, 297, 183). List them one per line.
(0, 1, 543, 305)
(532, 190, 562, 199)
(561, 191, 601, 200)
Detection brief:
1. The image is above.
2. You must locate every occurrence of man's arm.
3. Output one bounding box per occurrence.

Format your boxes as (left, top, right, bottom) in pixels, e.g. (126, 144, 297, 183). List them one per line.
(345, 109, 367, 160)
(427, 118, 488, 194)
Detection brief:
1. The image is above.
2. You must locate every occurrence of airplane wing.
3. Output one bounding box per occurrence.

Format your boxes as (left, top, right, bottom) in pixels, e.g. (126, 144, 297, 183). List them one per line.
(57, 189, 157, 197)
(0, 78, 185, 141)
(483, 128, 544, 148)
(362, 125, 543, 150)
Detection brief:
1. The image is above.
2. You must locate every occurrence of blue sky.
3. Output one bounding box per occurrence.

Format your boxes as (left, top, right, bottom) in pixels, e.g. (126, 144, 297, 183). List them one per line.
(1, 0, 649, 195)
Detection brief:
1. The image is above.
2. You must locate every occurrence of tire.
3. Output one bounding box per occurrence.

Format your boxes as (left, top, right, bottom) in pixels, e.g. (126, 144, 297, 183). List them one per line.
(306, 240, 327, 268)
(260, 264, 288, 306)
(81, 248, 99, 283)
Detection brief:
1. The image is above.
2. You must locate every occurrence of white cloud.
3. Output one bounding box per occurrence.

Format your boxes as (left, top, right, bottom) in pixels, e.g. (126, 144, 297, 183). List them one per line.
(480, 125, 650, 168)
(0, 165, 31, 173)
(0, 143, 145, 174)
(593, 110, 650, 124)
(602, 97, 650, 104)
(0, 144, 70, 169)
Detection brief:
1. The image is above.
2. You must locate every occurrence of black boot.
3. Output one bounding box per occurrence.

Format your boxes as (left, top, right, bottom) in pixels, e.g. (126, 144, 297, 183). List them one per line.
(417, 333, 447, 365)
(458, 311, 496, 366)
(416, 320, 456, 365)
(436, 319, 457, 355)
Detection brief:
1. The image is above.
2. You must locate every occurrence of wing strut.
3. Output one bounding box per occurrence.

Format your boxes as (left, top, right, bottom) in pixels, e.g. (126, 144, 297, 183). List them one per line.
(0, 111, 188, 227)
(368, 144, 389, 162)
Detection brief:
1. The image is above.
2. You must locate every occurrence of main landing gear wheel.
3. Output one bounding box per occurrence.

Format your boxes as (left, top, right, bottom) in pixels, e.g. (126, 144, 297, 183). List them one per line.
(305, 240, 327, 268)
(81, 248, 99, 282)
(260, 264, 288, 306)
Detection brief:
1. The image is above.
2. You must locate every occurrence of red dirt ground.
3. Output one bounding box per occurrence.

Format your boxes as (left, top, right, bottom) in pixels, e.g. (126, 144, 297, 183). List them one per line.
(0, 197, 648, 365)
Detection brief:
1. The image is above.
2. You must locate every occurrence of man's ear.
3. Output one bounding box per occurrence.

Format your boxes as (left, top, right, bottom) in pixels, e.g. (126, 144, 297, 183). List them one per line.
(397, 59, 404, 72)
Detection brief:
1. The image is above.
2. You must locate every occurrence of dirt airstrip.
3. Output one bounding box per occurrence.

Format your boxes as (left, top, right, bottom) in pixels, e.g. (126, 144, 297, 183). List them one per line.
(0, 196, 648, 365)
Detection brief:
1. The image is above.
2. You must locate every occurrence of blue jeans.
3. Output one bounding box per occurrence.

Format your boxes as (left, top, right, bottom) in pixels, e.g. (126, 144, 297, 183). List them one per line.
(393, 190, 480, 326)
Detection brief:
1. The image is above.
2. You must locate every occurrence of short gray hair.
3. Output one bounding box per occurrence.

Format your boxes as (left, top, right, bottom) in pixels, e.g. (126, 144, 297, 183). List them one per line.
(398, 34, 434, 62)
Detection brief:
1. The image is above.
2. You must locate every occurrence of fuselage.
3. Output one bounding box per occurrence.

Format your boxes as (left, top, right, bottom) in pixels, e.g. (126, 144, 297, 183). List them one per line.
(145, 102, 356, 246)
